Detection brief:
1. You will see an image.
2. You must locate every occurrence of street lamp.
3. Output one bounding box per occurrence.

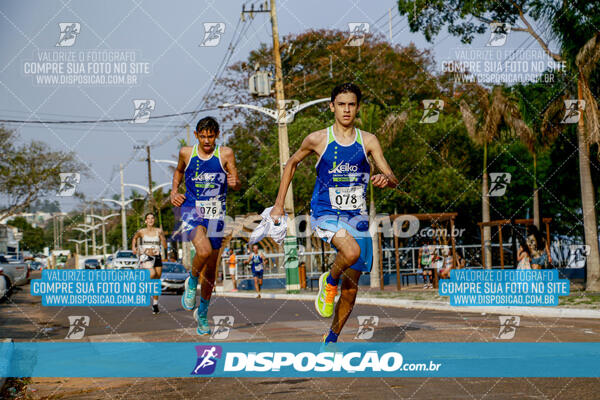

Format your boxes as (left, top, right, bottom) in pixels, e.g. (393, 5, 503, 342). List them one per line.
(101, 197, 141, 250)
(153, 159, 177, 166)
(89, 213, 119, 259)
(72, 227, 94, 256)
(220, 98, 329, 124)
(219, 97, 330, 292)
(124, 182, 171, 229)
(68, 238, 88, 257)
(76, 223, 101, 255)
(123, 182, 171, 194)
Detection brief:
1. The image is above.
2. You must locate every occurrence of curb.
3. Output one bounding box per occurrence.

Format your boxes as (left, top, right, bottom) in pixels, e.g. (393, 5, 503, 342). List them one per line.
(217, 292, 600, 319)
(0, 338, 14, 391)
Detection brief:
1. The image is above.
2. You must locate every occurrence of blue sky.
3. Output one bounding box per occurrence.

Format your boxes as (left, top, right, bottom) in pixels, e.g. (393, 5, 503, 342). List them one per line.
(0, 0, 553, 212)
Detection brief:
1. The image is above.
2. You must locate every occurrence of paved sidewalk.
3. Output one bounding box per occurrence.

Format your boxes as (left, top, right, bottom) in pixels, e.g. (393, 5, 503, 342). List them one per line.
(218, 290, 600, 319)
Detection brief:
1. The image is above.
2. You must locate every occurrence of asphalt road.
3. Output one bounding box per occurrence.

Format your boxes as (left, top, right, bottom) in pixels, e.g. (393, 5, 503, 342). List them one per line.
(2, 271, 600, 399)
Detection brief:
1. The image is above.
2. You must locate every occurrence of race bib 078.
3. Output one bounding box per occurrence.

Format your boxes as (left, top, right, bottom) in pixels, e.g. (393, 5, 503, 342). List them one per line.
(328, 186, 365, 210)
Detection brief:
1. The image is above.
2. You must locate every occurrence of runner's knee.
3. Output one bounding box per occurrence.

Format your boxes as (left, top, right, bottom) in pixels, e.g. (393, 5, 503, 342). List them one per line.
(341, 240, 360, 265)
(194, 246, 212, 261)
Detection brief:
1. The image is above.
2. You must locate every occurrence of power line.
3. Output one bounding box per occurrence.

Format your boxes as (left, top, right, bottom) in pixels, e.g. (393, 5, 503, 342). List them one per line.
(150, 16, 251, 147)
(0, 106, 221, 124)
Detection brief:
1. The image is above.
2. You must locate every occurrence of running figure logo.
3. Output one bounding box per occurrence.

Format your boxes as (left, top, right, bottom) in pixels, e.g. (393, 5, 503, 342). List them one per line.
(200, 23, 225, 47)
(191, 345, 222, 375)
(561, 100, 586, 124)
(345, 23, 369, 47)
(420, 100, 444, 123)
(488, 172, 511, 197)
(355, 316, 379, 340)
(56, 23, 80, 47)
(496, 316, 520, 339)
(131, 99, 156, 124)
(486, 22, 510, 47)
(65, 315, 90, 339)
(57, 173, 80, 196)
(211, 316, 234, 340)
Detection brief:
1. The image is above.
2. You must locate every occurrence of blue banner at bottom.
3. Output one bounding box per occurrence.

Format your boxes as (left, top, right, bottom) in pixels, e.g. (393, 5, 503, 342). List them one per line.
(2, 342, 600, 377)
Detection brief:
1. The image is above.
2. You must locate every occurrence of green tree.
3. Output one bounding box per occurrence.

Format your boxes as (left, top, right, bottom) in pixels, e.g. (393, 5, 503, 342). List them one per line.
(397, 0, 600, 287)
(0, 127, 86, 222)
(6, 216, 51, 253)
(459, 85, 529, 267)
(514, 76, 564, 228)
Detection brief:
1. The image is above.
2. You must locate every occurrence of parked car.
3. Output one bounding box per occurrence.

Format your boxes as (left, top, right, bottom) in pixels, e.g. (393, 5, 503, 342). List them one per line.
(105, 255, 114, 268)
(112, 250, 139, 269)
(160, 262, 187, 294)
(0, 268, 8, 300)
(27, 261, 43, 270)
(0, 255, 29, 289)
(84, 259, 101, 269)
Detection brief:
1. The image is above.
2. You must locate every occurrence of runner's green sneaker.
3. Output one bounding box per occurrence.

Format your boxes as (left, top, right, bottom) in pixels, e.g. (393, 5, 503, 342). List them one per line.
(315, 271, 337, 318)
(194, 307, 211, 336)
(181, 276, 197, 310)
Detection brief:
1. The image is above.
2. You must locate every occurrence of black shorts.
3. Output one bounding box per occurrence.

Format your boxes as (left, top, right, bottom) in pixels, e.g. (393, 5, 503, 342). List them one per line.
(141, 254, 162, 268)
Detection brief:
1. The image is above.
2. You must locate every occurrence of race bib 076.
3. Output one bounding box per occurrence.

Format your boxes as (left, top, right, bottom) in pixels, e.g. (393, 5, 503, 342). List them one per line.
(328, 186, 365, 211)
(195, 199, 223, 219)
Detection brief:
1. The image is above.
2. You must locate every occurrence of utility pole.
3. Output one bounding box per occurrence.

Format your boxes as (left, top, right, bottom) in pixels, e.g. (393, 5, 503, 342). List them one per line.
(240, 0, 300, 292)
(269, 0, 299, 293)
(53, 215, 57, 250)
(389, 8, 393, 42)
(120, 164, 127, 249)
(146, 145, 155, 214)
(90, 211, 119, 260)
(90, 205, 97, 255)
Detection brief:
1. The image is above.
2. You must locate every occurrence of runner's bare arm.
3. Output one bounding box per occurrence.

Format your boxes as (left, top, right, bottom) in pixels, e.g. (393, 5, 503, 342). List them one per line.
(159, 229, 167, 250)
(220, 146, 241, 191)
(131, 231, 141, 255)
(363, 132, 399, 188)
(271, 130, 325, 220)
(170, 147, 190, 206)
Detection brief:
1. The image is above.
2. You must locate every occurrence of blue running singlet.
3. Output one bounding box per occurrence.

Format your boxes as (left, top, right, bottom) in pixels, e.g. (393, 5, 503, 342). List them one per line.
(176, 144, 227, 249)
(310, 125, 372, 273)
(250, 254, 263, 272)
(183, 144, 227, 212)
(310, 125, 370, 219)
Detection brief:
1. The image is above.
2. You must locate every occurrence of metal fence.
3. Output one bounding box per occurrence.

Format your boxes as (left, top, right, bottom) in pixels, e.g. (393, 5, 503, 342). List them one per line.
(220, 239, 589, 281)
(221, 243, 510, 280)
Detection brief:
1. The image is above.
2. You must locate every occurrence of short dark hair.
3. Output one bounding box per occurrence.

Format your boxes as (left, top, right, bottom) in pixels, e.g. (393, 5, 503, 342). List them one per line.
(144, 212, 155, 219)
(331, 83, 362, 104)
(196, 116, 219, 134)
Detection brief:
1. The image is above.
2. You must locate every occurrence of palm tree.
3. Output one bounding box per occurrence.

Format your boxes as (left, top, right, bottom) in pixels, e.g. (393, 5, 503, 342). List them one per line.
(358, 104, 408, 288)
(537, 16, 600, 290)
(459, 85, 529, 268)
(514, 82, 562, 228)
(524, 0, 600, 291)
(573, 33, 600, 290)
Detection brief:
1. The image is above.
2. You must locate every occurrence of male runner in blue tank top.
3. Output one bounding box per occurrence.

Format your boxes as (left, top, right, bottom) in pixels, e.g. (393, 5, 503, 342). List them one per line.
(270, 83, 399, 344)
(170, 116, 241, 335)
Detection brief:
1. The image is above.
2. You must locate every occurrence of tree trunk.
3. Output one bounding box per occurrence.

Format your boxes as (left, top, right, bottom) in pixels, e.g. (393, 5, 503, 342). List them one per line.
(577, 80, 600, 291)
(482, 142, 492, 268)
(533, 152, 541, 229)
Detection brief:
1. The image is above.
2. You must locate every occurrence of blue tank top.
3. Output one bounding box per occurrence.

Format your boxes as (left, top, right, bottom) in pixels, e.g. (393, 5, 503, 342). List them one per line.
(183, 144, 227, 219)
(310, 126, 370, 219)
(250, 254, 263, 271)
